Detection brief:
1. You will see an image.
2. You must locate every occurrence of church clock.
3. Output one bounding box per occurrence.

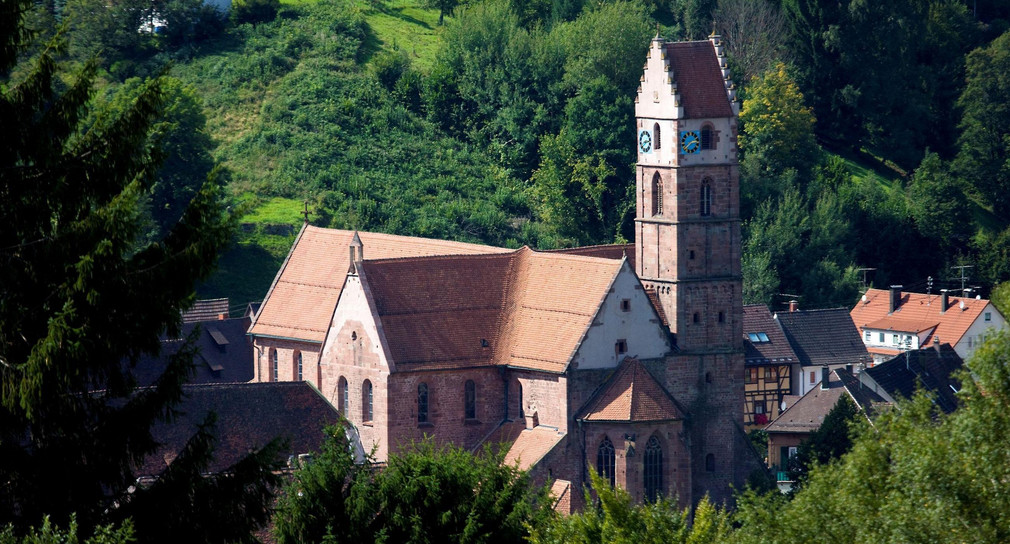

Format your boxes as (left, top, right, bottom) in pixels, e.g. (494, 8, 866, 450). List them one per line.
(680, 130, 701, 154)
(638, 129, 653, 154)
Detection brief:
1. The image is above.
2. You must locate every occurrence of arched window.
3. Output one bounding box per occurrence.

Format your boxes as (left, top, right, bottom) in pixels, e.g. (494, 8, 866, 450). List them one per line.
(653, 122, 661, 150)
(597, 437, 616, 487)
(700, 179, 712, 216)
(652, 172, 663, 216)
(644, 436, 663, 501)
(363, 380, 373, 422)
(270, 349, 278, 382)
(706, 453, 716, 472)
(418, 383, 429, 424)
(338, 376, 348, 416)
(295, 350, 303, 381)
(701, 124, 714, 150)
(464, 380, 476, 419)
(517, 382, 524, 419)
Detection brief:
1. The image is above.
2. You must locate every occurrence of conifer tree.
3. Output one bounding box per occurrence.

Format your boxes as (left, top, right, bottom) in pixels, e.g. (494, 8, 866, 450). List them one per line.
(0, 1, 278, 539)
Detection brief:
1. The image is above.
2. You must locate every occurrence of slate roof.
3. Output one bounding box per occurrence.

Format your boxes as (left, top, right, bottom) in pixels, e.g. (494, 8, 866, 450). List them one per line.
(139, 382, 339, 476)
(361, 247, 628, 373)
(666, 41, 734, 119)
(502, 427, 566, 471)
(578, 358, 683, 422)
(249, 226, 510, 343)
(765, 369, 885, 434)
(850, 288, 995, 347)
(182, 298, 229, 323)
(743, 304, 797, 365)
(133, 316, 254, 386)
(865, 344, 963, 413)
(775, 308, 870, 367)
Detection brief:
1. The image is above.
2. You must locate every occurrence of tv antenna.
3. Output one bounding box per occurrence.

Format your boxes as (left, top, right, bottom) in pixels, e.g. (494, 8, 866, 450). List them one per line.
(856, 267, 876, 290)
(951, 265, 973, 294)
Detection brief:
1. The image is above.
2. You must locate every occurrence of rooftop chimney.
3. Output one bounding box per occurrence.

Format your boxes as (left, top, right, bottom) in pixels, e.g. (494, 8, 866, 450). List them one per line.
(940, 289, 949, 314)
(889, 285, 903, 313)
(820, 366, 830, 390)
(933, 336, 941, 354)
(789, 300, 799, 312)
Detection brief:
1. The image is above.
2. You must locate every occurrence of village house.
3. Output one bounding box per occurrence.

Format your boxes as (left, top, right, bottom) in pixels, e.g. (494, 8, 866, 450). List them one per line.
(247, 33, 763, 508)
(775, 307, 871, 395)
(850, 286, 1008, 364)
(742, 304, 798, 428)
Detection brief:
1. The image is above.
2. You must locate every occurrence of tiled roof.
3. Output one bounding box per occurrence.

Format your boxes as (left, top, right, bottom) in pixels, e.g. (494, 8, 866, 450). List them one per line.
(743, 304, 797, 365)
(578, 358, 683, 422)
(249, 226, 510, 343)
(865, 344, 963, 413)
(850, 288, 992, 347)
(666, 41, 734, 119)
(550, 479, 573, 515)
(766, 369, 885, 433)
(502, 426, 566, 471)
(134, 316, 254, 386)
(139, 382, 339, 476)
(775, 308, 870, 367)
(362, 247, 625, 373)
(546, 243, 636, 270)
(181, 298, 229, 323)
(644, 287, 669, 328)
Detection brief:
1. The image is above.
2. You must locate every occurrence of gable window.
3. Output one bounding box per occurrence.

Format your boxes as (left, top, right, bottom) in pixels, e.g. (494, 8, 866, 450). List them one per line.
(644, 436, 663, 501)
(464, 380, 476, 420)
(700, 179, 712, 217)
(985, 312, 992, 322)
(653, 123, 661, 150)
(701, 125, 714, 150)
(620, 299, 631, 312)
(338, 376, 348, 416)
(295, 351, 303, 381)
(615, 339, 628, 356)
(879, 332, 885, 343)
(363, 380, 373, 422)
(270, 349, 278, 382)
(418, 383, 429, 424)
(652, 173, 663, 216)
(597, 437, 616, 487)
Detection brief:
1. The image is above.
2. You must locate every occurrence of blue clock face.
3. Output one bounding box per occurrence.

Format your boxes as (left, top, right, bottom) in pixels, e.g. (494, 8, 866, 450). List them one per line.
(638, 130, 653, 154)
(680, 130, 701, 154)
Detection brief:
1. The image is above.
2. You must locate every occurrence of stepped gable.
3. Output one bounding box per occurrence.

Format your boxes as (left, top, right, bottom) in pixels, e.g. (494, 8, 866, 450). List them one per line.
(249, 225, 509, 343)
(579, 358, 683, 422)
(665, 40, 734, 119)
(139, 382, 338, 477)
(851, 288, 989, 347)
(359, 247, 624, 373)
(776, 308, 870, 367)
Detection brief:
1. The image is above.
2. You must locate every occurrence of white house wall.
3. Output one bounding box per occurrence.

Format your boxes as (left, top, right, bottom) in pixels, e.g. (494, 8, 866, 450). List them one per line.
(570, 263, 670, 370)
(957, 302, 1008, 360)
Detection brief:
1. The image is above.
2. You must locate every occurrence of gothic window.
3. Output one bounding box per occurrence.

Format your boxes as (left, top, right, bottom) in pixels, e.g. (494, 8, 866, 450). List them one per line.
(701, 124, 714, 150)
(363, 380, 373, 422)
(597, 437, 616, 487)
(418, 383, 429, 424)
(270, 349, 278, 382)
(517, 382, 524, 419)
(652, 172, 663, 216)
(295, 350, 303, 381)
(464, 380, 476, 419)
(644, 436, 663, 501)
(653, 123, 661, 150)
(338, 376, 348, 416)
(700, 178, 712, 216)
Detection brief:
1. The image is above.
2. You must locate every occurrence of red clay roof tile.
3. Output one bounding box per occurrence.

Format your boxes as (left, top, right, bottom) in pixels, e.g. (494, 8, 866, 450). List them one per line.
(851, 288, 991, 347)
(666, 41, 734, 119)
(579, 358, 683, 422)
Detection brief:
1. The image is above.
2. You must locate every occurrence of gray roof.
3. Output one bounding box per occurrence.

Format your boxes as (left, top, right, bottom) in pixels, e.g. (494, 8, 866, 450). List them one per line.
(775, 308, 870, 367)
(134, 316, 254, 386)
(865, 344, 963, 413)
(765, 368, 885, 434)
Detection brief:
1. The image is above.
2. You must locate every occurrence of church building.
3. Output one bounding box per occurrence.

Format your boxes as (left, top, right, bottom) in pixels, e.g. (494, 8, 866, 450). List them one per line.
(247, 34, 756, 508)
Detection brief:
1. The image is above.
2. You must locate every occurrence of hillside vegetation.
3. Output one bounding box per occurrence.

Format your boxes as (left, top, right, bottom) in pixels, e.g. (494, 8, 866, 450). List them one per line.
(36, 0, 1010, 310)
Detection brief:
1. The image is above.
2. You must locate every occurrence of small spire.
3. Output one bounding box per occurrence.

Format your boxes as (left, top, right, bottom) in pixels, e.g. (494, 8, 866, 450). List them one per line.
(348, 231, 363, 274)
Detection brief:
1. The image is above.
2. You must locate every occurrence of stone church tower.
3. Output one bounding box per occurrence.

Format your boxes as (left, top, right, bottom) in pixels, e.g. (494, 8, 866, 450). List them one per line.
(635, 33, 748, 503)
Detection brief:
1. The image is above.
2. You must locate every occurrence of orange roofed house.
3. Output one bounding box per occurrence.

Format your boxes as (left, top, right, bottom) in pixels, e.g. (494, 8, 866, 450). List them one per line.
(851, 286, 1008, 365)
(248, 34, 762, 508)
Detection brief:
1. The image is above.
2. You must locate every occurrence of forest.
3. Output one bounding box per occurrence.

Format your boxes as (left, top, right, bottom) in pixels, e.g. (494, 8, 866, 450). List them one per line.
(19, 0, 1010, 312)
